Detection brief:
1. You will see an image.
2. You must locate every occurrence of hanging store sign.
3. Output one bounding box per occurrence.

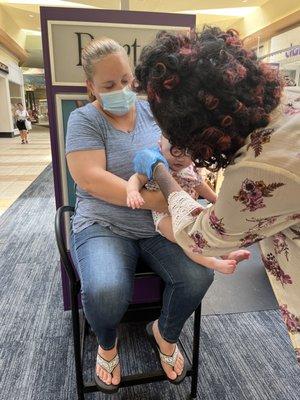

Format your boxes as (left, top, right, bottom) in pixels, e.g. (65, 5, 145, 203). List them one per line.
(285, 45, 300, 59)
(0, 61, 9, 74)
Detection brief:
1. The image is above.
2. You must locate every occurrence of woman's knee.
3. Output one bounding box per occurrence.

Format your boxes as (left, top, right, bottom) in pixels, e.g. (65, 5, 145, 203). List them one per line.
(180, 264, 214, 299)
(81, 279, 132, 325)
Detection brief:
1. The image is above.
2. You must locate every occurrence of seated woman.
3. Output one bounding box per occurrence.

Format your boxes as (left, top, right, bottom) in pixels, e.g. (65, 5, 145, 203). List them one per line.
(65, 37, 214, 394)
(133, 27, 300, 363)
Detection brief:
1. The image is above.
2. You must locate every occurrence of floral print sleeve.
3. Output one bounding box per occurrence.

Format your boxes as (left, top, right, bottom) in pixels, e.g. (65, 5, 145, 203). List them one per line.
(168, 163, 300, 257)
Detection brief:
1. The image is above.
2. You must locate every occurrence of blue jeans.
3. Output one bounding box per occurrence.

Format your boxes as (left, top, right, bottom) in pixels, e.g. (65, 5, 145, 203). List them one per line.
(70, 223, 214, 350)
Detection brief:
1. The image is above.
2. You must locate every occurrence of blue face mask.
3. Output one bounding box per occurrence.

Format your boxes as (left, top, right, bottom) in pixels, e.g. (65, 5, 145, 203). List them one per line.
(99, 87, 136, 116)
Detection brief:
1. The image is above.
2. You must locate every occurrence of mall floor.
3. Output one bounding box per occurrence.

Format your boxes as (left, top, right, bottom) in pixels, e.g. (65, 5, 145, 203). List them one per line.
(0, 125, 51, 216)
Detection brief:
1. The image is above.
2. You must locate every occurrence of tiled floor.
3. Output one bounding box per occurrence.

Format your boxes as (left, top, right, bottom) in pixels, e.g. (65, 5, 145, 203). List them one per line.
(0, 126, 51, 215)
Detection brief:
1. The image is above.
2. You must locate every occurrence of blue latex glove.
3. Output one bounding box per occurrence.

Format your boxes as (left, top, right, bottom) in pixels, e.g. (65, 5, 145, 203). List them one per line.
(133, 146, 169, 180)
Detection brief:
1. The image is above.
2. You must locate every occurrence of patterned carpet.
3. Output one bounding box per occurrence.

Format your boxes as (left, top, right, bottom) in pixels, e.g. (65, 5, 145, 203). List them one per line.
(0, 165, 299, 400)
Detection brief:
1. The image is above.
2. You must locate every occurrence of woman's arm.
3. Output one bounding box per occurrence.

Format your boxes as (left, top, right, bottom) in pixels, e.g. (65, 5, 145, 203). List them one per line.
(67, 150, 167, 212)
(152, 162, 182, 198)
(153, 162, 300, 256)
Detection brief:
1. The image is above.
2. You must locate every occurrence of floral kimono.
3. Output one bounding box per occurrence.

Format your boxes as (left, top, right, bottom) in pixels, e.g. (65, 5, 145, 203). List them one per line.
(168, 92, 300, 363)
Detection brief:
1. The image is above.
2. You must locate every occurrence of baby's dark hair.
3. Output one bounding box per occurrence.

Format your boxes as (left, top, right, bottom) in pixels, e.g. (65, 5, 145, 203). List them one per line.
(134, 27, 284, 170)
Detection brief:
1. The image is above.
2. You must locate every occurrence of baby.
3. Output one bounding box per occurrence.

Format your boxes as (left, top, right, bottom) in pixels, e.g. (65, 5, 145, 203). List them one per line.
(127, 136, 250, 274)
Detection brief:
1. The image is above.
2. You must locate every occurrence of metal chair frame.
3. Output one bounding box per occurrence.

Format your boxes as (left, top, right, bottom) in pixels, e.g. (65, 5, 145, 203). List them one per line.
(55, 205, 202, 399)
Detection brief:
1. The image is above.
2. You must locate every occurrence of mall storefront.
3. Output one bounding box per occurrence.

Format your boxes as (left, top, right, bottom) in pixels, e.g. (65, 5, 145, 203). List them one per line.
(23, 69, 49, 126)
(0, 44, 26, 137)
(267, 25, 300, 87)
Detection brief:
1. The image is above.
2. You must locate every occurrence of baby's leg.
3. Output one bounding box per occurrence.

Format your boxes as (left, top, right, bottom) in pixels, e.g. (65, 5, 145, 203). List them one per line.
(157, 217, 237, 275)
(155, 215, 176, 242)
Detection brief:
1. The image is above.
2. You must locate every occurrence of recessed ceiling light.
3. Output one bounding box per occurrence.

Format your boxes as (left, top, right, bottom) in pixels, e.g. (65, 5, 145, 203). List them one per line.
(178, 7, 258, 17)
(6, 0, 96, 8)
(21, 29, 41, 36)
(28, 14, 34, 18)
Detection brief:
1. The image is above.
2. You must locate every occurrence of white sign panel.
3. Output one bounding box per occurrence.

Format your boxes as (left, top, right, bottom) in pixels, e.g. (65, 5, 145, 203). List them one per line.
(48, 21, 189, 86)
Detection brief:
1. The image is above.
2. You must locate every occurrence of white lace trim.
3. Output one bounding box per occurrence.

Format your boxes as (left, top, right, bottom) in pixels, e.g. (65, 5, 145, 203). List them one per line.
(168, 191, 202, 234)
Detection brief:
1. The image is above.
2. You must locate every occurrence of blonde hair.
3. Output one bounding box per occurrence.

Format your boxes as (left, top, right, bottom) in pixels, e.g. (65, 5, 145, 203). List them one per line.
(81, 37, 127, 101)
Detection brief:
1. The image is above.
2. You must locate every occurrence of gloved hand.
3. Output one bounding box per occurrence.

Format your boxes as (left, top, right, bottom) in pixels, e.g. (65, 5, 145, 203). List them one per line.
(133, 146, 169, 180)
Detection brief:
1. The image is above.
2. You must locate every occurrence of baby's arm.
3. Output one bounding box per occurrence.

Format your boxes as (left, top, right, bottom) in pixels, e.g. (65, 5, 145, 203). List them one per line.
(127, 173, 148, 209)
(195, 181, 218, 204)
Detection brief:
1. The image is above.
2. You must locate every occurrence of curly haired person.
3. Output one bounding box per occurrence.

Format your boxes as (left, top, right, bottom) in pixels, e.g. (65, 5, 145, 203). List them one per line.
(133, 26, 300, 363)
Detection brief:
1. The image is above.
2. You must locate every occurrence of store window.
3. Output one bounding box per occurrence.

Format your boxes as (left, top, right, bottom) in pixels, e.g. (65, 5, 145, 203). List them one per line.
(266, 26, 300, 87)
(23, 70, 49, 126)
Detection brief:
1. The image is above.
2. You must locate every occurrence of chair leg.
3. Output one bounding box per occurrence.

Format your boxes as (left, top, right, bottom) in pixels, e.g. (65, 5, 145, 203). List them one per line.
(70, 284, 85, 400)
(190, 303, 202, 399)
(84, 314, 91, 335)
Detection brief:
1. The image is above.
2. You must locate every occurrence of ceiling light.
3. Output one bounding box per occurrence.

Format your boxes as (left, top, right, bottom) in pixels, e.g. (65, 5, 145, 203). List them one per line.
(178, 7, 258, 17)
(23, 68, 45, 75)
(21, 29, 41, 36)
(3, 0, 96, 8)
(28, 14, 34, 18)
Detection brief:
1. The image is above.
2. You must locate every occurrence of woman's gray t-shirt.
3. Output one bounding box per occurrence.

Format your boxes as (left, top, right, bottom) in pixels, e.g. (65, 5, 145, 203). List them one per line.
(65, 100, 161, 239)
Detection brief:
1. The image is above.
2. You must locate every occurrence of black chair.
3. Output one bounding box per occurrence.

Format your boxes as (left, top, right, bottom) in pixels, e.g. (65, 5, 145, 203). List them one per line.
(55, 205, 202, 399)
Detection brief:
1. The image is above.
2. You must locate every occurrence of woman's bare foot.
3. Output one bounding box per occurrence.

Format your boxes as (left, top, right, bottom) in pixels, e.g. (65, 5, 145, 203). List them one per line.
(225, 249, 251, 263)
(95, 343, 121, 386)
(152, 320, 184, 380)
(212, 258, 237, 274)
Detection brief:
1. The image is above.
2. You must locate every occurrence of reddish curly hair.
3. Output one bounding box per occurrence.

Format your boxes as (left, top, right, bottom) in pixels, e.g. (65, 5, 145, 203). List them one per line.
(134, 27, 284, 170)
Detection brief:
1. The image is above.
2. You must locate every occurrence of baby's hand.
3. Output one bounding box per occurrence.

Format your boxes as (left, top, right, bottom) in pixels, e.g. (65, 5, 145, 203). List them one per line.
(127, 190, 145, 209)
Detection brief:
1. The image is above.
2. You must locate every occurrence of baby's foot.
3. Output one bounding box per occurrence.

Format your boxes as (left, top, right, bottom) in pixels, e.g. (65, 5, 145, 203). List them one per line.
(226, 250, 251, 264)
(212, 258, 237, 274)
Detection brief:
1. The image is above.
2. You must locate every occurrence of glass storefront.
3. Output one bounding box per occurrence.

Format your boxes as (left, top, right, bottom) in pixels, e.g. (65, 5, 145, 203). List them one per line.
(23, 70, 49, 126)
(266, 26, 300, 87)
(0, 46, 26, 137)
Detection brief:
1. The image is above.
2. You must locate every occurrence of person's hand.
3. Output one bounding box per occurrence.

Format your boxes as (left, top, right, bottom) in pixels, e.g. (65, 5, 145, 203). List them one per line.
(133, 147, 169, 180)
(127, 190, 145, 209)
